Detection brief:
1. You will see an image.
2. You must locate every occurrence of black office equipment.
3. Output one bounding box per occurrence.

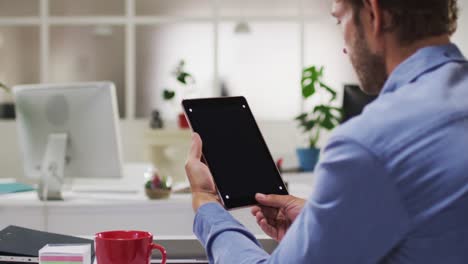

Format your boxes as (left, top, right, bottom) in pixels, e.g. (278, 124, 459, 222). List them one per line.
(0, 225, 94, 263)
(342, 84, 377, 123)
(182, 97, 288, 209)
(0, 103, 15, 119)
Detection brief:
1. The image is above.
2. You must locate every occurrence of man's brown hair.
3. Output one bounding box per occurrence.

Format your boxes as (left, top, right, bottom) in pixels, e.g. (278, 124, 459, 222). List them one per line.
(348, 0, 459, 45)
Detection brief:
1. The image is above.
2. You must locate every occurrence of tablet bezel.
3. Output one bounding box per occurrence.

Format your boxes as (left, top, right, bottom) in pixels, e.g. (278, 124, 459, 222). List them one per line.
(182, 96, 289, 210)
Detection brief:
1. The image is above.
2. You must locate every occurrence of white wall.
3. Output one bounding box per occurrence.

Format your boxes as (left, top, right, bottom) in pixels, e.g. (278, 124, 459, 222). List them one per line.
(0, 26, 40, 103)
(453, 0, 468, 55)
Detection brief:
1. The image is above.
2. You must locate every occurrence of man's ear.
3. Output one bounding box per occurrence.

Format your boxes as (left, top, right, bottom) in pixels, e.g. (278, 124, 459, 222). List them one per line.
(364, 0, 384, 37)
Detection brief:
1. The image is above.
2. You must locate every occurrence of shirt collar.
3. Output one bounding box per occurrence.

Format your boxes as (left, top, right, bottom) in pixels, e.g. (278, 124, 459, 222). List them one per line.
(380, 43, 466, 94)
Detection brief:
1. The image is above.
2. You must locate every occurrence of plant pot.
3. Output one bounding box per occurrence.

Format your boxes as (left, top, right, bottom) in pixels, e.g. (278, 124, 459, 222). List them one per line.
(178, 113, 190, 129)
(296, 147, 320, 172)
(145, 188, 171, 199)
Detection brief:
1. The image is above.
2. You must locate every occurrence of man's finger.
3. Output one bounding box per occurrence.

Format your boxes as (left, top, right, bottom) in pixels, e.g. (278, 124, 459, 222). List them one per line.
(255, 193, 290, 208)
(261, 206, 279, 221)
(251, 206, 261, 216)
(259, 219, 277, 239)
(188, 133, 203, 161)
(255, 211, 266, 223)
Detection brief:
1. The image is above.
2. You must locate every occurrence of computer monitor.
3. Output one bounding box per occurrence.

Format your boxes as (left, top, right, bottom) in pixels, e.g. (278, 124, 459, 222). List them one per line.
(13, 82, 123, 200)
(342, 84, 377, 123)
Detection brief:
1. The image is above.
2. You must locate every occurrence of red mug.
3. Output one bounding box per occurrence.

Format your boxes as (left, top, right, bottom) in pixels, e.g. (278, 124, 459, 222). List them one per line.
(95, 230, 167, 264)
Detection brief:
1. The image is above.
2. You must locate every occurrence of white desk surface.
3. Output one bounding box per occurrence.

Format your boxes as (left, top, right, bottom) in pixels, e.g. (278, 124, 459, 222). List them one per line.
(0, 171, 314, 237)
(0, 172, 314, 205)
(0, 191, 192, 207)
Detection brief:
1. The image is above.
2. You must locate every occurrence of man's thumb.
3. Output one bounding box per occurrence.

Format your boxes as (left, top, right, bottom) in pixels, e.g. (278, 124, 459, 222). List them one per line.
(255, 193, 289, 208)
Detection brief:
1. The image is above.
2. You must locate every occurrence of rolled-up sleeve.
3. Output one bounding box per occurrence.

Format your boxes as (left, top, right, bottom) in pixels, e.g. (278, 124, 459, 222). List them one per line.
(194, 137, 411, 264)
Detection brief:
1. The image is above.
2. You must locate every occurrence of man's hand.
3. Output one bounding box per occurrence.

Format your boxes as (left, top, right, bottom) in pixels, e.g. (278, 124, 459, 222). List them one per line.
(185, 133, 221, 212)
(251, 194, 306, 242)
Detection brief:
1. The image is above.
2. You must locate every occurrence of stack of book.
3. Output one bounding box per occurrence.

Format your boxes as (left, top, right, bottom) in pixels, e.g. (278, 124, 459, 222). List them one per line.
(39, 244, 91, 264)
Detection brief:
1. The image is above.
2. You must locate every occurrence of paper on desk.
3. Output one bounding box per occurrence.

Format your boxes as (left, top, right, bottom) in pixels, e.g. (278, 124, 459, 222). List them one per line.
(0, 183, 35, 194)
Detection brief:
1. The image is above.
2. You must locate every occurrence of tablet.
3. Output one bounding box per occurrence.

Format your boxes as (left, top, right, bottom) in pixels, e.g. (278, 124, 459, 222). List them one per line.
(182, 97, 288, 209)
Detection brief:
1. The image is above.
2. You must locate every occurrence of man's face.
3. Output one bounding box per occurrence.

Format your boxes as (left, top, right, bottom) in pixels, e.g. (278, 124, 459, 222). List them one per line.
(331, 0, 388, 95)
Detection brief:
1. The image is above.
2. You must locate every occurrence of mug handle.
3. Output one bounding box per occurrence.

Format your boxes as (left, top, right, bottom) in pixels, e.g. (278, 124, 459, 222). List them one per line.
(151, 243, 167, 264)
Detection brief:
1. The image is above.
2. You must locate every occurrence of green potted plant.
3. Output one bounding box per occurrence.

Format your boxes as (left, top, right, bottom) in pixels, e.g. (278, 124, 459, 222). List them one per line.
(295, 66, 342, 171)
(162, 60, 195, 129)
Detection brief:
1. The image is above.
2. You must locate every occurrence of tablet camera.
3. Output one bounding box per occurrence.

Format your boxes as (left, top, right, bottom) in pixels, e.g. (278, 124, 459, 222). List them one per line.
(189, 108, 193, 112)
(279, 186, 283, 190)
(225, 195, 230, 199)
(242, 105, 246, 109)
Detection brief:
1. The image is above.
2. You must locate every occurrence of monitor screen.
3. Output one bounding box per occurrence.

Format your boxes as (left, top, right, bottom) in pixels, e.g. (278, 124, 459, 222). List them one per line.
(14, 82, 123, 180)
(342, 84, 377, 123)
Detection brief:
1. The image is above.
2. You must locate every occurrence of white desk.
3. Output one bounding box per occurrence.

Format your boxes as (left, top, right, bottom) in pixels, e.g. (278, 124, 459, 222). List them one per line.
(0, 173, 314, 237)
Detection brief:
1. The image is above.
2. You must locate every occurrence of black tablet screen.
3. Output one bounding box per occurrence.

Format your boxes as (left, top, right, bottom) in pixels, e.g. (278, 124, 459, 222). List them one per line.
(183, 97, 288, 209)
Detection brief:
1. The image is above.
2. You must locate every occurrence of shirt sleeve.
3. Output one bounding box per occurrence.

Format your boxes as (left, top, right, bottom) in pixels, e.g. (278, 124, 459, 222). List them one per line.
(193, 137, 411, 264)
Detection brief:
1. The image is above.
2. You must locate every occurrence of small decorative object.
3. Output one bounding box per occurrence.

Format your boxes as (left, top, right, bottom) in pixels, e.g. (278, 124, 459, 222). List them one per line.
(276, 158, 284, 173)
(0, 82, 15, 119)
(177, 113, 190, 129)
(295, 66, 342, 171)
(161, 60, 196, 129)
(150, 109, 164, 129)
(144, 169, 172, 199)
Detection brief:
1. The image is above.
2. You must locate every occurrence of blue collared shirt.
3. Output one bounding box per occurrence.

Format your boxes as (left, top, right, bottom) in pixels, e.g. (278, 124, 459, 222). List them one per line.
(193, 44, 468, 263)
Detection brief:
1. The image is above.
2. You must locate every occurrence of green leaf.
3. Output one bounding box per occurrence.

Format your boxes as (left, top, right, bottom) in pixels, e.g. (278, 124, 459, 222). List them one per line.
(319, 116, 335, 130)
(295, 113, 308, 121)
(313, 105, 326, 114)
(318, 66, 324, 77)
(303, 120, 316, 131)
(297, 65, 342, 147)
(176, 72, 191, 85)
(0, 82, 11, 94)
(145, 180, 152, 189)
(302, 83, 315, 98)
(328, 106, 343, 111)
(162, 89, 176, 100)
(310, 104, 341, 131)
(319, 82, 337, 102)
(301, 66, 325, 99)
(303, 66, 316, 76)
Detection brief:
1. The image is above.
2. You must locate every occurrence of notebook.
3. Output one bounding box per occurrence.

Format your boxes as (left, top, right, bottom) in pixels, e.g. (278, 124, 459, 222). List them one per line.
(0, 226, 94, 263)
(0, 183, 34, 194)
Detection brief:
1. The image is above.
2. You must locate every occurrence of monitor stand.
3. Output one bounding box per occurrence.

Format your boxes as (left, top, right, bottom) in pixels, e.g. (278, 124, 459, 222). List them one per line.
(38, 134, 68, 201)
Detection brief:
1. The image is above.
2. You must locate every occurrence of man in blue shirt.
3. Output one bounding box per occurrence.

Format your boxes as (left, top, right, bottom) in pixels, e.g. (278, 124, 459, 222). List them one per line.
(185, 0, 468, 263)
